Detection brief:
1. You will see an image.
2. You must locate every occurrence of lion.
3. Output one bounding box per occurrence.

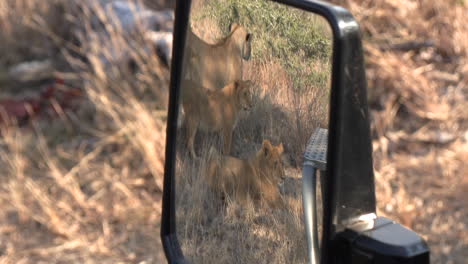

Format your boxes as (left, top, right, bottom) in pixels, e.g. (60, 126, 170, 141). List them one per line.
(182, 23, 252, 91)
(181, 79, 254, 159)
(206, 140, 285, 207)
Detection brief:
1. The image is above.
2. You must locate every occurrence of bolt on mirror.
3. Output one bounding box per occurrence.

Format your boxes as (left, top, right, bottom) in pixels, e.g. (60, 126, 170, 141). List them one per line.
(162, 1, 430, 264)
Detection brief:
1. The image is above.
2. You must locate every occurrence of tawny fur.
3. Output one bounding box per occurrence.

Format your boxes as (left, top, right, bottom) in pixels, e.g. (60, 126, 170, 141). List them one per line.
(182, 23, 252, 91)
(206, 140, 285, 207)
(181, 79, 254, 159)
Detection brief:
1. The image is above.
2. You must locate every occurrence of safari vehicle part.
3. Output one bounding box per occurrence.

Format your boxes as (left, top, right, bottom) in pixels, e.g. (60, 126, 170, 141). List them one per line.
(161, 0, 430, 263)
(303, 127, 328, 264)
(303, 128, 429, 264)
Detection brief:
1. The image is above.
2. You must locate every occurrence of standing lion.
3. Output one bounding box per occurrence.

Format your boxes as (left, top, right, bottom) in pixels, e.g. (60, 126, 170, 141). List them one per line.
(181, 79, 254, 159)
(183, 23, 253, 91)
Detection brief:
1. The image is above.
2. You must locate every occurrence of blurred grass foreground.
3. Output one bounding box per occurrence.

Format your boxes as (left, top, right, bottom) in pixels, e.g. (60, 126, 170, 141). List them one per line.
(0, 0, 466, 263)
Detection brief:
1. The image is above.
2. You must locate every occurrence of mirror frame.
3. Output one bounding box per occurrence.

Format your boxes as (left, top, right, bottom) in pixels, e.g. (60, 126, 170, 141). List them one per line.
(161, 0, 375, 263)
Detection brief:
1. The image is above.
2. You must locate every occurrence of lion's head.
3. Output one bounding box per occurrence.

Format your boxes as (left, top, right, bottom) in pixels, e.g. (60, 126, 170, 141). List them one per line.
(258, 140, 285, 180)
(234, 80, 254, 111)
(229, 23, 252, 61)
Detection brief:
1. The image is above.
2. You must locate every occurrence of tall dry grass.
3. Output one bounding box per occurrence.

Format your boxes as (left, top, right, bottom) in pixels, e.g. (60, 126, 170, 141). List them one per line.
(0, 0, 169, 263)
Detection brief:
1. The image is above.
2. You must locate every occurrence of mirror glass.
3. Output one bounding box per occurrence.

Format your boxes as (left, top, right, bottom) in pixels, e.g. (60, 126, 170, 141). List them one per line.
(175, 0, 332, 263)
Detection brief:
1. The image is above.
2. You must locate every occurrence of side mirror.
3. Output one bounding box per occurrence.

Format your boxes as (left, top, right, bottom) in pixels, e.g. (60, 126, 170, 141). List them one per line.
(162, 0, 430, 263)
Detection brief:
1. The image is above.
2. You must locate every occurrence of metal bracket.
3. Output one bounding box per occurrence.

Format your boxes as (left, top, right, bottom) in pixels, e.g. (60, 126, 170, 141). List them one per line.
(302, 128, 328, 264)
(304, 128, 328, 171)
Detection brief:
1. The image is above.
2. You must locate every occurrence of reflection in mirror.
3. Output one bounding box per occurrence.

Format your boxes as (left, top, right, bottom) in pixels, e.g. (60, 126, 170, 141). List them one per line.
(175, 0, 332, 263)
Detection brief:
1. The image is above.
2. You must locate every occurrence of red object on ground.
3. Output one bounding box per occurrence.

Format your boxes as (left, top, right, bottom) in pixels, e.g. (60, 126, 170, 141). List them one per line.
(0, 77, 84, 126)
(0, 99, 41, 125)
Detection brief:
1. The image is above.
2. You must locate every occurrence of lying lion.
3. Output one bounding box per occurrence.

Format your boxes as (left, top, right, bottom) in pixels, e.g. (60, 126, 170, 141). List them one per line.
(206, 140, 285, 207)
(181, 79, 254, 159)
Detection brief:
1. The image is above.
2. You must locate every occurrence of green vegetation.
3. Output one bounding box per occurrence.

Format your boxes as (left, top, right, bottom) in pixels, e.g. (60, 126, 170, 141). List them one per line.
(197, 0, 332, 97)
(201, 0, 331, 60)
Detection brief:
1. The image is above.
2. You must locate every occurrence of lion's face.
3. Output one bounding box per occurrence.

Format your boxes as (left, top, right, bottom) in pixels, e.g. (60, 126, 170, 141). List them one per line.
(236, 80, 254, 111)
(259, 140, 285, 180)
(229, 24, 252, 61)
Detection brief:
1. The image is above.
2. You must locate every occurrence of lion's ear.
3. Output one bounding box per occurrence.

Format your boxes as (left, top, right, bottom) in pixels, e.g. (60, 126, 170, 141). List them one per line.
(262, 140, 272, 156)
(233, 81, 240, 90)
(277, 143, 284, 154)
(263, 145, 270, 157)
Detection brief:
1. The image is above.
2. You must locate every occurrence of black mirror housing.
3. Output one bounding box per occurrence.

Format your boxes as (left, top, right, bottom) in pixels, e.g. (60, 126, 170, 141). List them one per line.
(334, 217, 430, 264)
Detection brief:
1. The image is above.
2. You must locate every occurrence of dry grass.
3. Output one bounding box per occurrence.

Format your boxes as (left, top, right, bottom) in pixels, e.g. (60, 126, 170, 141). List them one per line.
(0, 0, 466, 263)
(0, 0, 169, 263)
(175, 141, 308, 263)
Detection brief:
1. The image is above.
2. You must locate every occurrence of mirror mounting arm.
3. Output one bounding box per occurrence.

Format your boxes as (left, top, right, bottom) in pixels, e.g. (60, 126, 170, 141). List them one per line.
(161, 0, 191, 262)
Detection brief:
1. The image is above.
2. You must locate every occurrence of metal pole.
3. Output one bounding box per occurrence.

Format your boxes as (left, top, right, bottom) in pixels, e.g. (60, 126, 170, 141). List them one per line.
(302, 163, 320, 264)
